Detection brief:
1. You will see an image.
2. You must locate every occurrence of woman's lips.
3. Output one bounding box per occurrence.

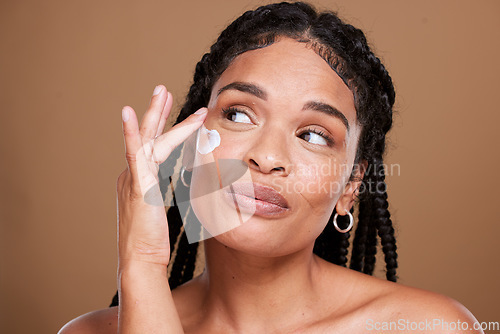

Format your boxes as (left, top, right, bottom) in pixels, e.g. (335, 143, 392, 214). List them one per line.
(222, 182, 290, 217)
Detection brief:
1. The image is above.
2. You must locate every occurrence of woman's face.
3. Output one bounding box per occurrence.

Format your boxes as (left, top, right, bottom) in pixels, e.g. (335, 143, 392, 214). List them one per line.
(190, 38, 363, 256)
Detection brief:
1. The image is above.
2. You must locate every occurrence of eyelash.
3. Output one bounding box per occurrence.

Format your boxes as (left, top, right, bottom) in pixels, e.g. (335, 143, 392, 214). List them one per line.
(222, 107, 251, 122)
(301, 127, 334, 146)
(221, 107, 334, 146)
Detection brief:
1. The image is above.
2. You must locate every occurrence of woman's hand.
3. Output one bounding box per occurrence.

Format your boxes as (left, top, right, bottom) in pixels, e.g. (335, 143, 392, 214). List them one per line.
(116, 85, 207, 333)
(117, 85, 207, 269)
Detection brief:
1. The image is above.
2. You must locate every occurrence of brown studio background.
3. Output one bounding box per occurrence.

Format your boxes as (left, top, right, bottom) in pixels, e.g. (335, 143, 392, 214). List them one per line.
(1, 0, 499, 333)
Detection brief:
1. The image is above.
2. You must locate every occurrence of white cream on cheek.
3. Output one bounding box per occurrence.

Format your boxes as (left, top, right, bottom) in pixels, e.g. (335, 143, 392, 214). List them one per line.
(196, 124, 221, 154)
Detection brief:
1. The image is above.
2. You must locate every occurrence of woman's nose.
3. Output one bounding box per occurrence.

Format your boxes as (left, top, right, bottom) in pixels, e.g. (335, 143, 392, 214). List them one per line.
(243, 130, 291, 176)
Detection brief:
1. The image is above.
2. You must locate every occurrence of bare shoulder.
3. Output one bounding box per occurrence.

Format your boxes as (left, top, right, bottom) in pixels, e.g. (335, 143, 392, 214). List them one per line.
(355, 273, 482, 333)
(379, 283, 482, 333)
(58, 307, 118, 334)
(316, 261, 482, 333)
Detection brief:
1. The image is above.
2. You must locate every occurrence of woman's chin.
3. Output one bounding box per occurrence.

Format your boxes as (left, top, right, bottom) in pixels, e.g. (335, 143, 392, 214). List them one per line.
(208, 218, 301, 258)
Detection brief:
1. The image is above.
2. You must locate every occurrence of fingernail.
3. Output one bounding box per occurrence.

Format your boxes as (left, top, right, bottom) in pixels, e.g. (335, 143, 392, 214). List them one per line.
(122, 107, 129, 122)
(153, 85, 162, 96)
(194, 108, 208, 115)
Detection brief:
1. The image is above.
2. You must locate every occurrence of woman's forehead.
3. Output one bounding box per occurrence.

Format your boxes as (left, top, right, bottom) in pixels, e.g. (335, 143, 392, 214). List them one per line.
(211, 38, 357, 122)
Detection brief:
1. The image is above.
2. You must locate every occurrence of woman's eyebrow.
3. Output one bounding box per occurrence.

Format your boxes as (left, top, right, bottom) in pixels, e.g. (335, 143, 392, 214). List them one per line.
(217, 82, 268, 100)
(303, 101, 350, 132)
(217, 83, 350, 132)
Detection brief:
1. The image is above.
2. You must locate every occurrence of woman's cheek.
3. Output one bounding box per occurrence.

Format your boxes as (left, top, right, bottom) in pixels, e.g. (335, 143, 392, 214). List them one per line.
(291, 157, 346, 205)
(211, 129, 248, 161)
(189, 126, 254, 240)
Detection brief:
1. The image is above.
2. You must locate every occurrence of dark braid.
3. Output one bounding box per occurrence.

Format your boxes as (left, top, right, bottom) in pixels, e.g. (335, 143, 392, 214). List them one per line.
(163, 145, 185, 258)
(313, 210, 336, 264)
(335, 207, 353, 267)
(371, 157, 398, 282)
(168, 222, 200, 287)
(350, 201, 369, 272)
(363, 212, 378, 276)
(166, 204, 183, 261)
(167, 163, 200, 288)
(316, 207, 352, 267)
(111, 1, 399, 307)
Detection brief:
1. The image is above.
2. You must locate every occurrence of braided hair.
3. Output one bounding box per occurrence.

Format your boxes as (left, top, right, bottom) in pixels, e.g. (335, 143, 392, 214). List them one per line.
(111, 1, 397, 307)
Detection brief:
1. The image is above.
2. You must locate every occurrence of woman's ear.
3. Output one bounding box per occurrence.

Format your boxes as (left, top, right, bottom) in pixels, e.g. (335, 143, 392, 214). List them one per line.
(335, 159, 367, 214)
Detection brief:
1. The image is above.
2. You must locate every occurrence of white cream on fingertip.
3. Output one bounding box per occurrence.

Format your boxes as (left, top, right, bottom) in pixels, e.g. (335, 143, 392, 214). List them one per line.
(196, 125, 221, 154)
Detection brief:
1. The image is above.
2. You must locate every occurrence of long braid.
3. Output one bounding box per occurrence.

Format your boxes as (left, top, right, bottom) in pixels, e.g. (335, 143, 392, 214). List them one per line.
(168, 223, 200, 288)
(163, 145, 185, 258)
(181, 210, 202, 281)
(167, 166, 201, 288)
(363, 213, 378, 275)
(371, 157, 398, 281)
(313, 206, 351, 268)
(335, 208, 352, 267)
(349, 200, 369, 271)
(312, 216, 332, 263)
(166, 204, 183, 262)
(313, 210, 341, 265)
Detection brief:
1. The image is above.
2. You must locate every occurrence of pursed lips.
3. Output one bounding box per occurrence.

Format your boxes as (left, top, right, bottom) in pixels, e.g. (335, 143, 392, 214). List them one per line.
(226, 182, 289, 209)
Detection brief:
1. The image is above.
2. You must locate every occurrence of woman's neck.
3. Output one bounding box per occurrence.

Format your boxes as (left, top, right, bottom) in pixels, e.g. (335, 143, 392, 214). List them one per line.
(196, 238, 333, 332)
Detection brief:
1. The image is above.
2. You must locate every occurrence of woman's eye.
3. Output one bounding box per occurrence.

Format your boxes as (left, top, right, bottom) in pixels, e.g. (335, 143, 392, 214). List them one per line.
(223, 108, 252, 124)
(299, 129, 332, 146)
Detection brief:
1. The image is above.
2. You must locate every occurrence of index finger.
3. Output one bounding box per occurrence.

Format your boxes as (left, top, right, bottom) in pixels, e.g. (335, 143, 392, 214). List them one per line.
(139, 85, 169, 142)
(152, 108, 208, 164)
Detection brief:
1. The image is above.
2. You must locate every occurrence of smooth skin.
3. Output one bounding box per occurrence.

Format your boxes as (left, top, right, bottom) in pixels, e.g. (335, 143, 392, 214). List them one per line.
(59, 39, 482, 334)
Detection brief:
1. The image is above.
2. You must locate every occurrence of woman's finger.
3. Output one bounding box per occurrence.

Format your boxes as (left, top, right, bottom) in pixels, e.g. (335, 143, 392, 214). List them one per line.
(155, 91, 173, 138)
(122, 106, 143, 178)
(122, 105, 159, 198)
(139, 85, 168, 142)
(152, 108, 208, 164)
